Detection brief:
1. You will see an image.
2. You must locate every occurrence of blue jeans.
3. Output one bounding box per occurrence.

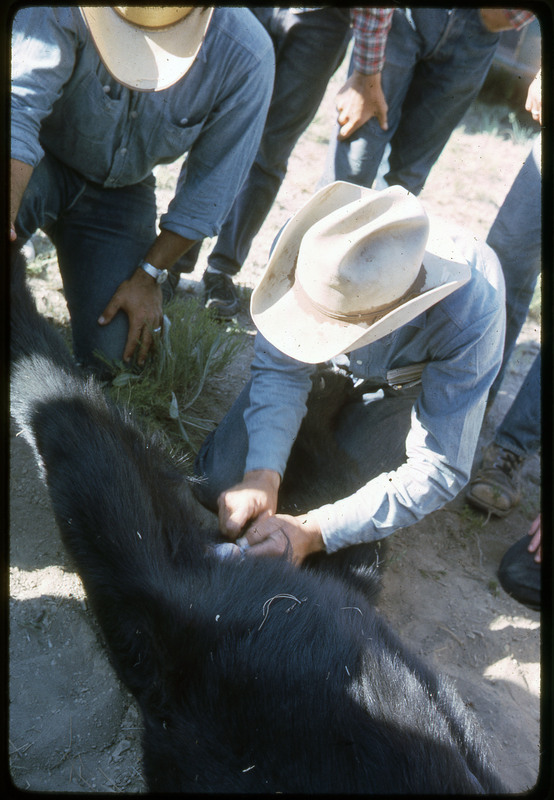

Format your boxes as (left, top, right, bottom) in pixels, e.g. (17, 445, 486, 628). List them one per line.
(193, 378, 417, 512)
(487, 136, 541, 459)
(177, 6, 351, 276)
(323, 8, 500, 195)
(15, 151, 157, 373)
(487, 136, 541, 400)
(495, 351, 541, 457)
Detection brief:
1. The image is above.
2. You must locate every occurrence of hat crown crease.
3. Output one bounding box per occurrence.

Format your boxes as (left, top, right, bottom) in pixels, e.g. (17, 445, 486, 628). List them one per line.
(296, 190, 429, 317)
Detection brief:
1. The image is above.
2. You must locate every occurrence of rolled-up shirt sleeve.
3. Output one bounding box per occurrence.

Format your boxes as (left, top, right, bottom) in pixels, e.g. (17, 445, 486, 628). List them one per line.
(160, 25, 274, 241)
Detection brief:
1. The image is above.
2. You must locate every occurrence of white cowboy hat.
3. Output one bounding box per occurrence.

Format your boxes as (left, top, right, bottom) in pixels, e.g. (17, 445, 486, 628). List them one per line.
(250, 182, 471, 364)
(80, 6, 214, 92)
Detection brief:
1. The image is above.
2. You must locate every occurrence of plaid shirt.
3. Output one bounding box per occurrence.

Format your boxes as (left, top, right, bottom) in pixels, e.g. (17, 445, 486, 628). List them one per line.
(351, 8, 394, 75)
(351, 7, 535, 75)
(503, 9, 535, 29)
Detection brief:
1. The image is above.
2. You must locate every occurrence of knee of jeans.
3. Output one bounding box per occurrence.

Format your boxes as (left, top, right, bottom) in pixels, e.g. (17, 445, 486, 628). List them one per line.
(73, 311, 129, 375)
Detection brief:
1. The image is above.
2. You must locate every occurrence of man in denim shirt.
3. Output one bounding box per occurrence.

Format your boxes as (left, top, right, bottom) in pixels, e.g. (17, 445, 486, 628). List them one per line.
(10, 7, 274, 374)
(193, 183, 505, 562)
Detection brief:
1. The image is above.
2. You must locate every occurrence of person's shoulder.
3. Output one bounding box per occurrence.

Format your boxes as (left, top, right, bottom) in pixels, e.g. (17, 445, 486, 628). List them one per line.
(427, 215, 504, 329)
(429, 215, 503, 291)
(13, 6, 86, 37)
(208, 7, 272, 61)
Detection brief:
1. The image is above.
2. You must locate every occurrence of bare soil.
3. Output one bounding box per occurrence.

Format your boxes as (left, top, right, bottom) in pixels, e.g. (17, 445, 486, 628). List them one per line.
(9, 63, 541, 793)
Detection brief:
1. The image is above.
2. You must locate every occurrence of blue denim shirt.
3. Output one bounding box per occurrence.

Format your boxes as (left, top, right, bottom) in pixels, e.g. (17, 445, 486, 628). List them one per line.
(11, 7, 274, 241)
(243, 221, 506, 552)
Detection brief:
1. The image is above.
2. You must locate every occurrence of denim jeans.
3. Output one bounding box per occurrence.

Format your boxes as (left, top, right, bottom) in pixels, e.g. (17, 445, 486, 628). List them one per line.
(487, 136, 541, 400)
(193, 378, 417, 513)
(322, 8, 500, 195)
(177, 6, 351, 276)
(15, 151, 157, 372)
(495, 351, 541, 457)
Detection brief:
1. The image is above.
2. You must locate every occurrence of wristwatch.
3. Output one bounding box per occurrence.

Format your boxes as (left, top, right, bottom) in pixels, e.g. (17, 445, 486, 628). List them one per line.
(139, 260, 168, 284)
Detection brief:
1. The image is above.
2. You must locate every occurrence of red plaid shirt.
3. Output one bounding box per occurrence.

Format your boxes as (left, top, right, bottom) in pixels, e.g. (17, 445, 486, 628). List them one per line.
(503, 9, 535, 29)
(351, 7, 535, 75)
(350, 7, 394, 75)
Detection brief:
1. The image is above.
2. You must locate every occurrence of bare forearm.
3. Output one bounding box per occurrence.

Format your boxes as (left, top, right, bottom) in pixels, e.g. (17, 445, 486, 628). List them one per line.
(142, 228, 197, 270)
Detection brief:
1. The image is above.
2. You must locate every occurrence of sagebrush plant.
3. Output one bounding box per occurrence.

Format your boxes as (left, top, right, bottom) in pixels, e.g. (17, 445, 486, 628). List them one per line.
(104, 296, 245, 461)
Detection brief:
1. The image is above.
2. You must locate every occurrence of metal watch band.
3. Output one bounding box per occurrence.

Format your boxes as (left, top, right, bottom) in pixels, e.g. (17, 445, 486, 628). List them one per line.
(139, 260, 168, 284)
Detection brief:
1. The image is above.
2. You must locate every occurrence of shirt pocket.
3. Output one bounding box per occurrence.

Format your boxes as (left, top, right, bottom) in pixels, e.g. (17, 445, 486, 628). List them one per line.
(149, 116, 205, 164)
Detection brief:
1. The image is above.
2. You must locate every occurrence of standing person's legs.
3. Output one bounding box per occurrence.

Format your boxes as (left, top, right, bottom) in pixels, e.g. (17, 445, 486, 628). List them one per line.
(385, 8, 500, 195)
(322, 8, 425, 189)
(467, 353, 541, 517)
(178, 7, 351, 286)
(487, 136, 541, 401)
(495, 351, 541, 459)
(16, 152, 157, 374)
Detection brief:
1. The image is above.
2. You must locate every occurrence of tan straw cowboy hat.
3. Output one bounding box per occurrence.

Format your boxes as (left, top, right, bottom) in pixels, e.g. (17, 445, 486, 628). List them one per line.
(80, 6, 214, 91)
(251, 182, 471, 364)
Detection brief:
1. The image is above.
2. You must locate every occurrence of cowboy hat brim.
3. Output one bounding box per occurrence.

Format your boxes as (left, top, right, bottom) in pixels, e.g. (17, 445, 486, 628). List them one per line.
(80, 7, 213, 92)
(250, 182, 471, 364)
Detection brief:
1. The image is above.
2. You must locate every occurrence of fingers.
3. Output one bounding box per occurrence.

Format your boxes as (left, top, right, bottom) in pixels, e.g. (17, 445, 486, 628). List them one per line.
(336, 72, 389, 141)
(98, 278, 163, 366)
(218, 498, 251, 538)
(338, 116, 357, 141)
(131, 322, 153, 366)
(235, 512, 324, 564)
(237, 518, 290, 560)
(375, 104, 389, 132)
(217, 470, 280, 539)
(98, 294, 121, 328)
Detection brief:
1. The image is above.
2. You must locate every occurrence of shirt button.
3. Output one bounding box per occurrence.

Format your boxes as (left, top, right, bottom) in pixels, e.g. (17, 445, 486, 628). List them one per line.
(103, 85, 111, 93)
(120, 147, 127, 155)
(130, 110, 138, 119)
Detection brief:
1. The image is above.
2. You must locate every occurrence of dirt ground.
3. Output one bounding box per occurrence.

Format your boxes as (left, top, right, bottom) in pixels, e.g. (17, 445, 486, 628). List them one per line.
(8, 60, 542, 793)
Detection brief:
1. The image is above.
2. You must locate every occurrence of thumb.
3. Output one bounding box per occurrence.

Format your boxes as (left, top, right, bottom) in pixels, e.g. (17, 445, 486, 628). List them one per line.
(223, 508, 248, 537)
(218, 494, 251, 538)
(98, 294, 121, 326)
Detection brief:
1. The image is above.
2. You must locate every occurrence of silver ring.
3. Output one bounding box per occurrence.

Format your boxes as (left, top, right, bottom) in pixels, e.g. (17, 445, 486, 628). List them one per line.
(153, 326, 162, 334)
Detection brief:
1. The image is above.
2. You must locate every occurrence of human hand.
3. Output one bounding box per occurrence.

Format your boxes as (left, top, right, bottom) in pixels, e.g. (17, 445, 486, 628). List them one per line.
(237, 512, 325, 564)
(217, 469, 280, 539)
(336, 70, 388, 141)
(527, 514, 541, 563)
(525, 70, 541, 125)
(479, 9, 519, 32)
(98, 267, 164, 365)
